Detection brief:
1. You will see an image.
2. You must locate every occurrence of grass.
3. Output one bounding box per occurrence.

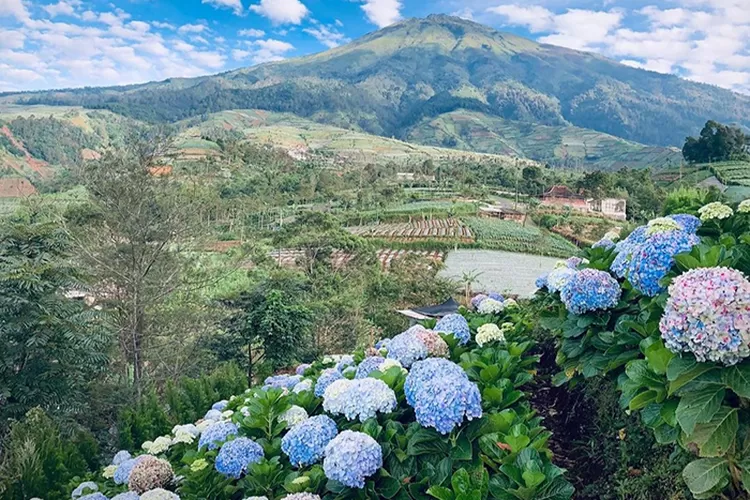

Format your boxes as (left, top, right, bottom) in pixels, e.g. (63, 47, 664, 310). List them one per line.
(463, 217, 579, 257)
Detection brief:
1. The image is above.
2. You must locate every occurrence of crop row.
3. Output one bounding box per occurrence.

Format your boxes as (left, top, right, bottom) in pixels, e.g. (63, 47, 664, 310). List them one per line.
(347, 218, 474, 240)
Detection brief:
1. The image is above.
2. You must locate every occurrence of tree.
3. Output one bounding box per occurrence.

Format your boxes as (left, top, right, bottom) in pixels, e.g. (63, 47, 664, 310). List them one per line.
(68, 129, 204, 395)
(575, 171, 613, 199)
(0, 211, 110, 427)
(682, 120, 749, 163)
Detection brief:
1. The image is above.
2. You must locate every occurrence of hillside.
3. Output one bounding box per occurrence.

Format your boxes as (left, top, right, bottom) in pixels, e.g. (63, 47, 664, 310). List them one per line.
(406, 110, 682, 169)
(3, 14, 749, 161)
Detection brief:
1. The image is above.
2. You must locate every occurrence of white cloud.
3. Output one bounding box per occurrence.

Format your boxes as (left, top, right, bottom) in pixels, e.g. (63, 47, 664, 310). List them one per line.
(304, 25, 349, 48)
(486, 5, 554, 32)
(44, 1, 81, 18)
(189, 50, 226, 68)
(361, 0, 402, 28)
(239, 38, 295, 64)
(152, 21, 176, 30)
(0, 29, 25, 49)
(249, 0, 309, 25)
(202, 0, 243, 16)
(0, 0, 29, 20)
(239, 28, 265, 37)
(177, 23, 207, 34)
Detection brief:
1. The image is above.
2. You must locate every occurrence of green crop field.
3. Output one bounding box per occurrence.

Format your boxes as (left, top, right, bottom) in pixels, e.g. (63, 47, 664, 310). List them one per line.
(709, 161, 750, 186)
(463, 217, 579, 257)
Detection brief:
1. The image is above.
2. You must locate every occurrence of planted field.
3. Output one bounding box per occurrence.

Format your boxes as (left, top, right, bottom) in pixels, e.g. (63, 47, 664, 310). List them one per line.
(270, 248, 444, 269)
(464, 217, 579, 257)
(709, 161, 750, 186)
(347, 218, 473, 241)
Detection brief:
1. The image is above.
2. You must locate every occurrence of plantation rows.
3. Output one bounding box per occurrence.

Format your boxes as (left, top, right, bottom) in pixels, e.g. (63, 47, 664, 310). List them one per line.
(464, 217, 580, 258)
(270, 248, 445, 269)
(708, 160, 750, 186)
(347, 218, 474, 241)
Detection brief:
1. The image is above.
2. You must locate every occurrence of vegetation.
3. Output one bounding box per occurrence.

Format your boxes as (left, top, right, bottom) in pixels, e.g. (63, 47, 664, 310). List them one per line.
(682, 120, 749, 164)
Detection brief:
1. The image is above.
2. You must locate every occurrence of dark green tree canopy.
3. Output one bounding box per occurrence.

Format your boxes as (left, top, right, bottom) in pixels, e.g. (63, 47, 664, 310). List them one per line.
(682, 120, 749, 164)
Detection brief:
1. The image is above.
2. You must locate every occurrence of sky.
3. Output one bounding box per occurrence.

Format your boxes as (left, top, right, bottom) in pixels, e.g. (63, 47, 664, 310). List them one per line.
(0, 0, 749, 94)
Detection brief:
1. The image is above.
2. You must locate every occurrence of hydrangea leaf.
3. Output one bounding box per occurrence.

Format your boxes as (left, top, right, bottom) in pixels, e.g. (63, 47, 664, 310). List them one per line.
(683, 406, 738, 458)
(682, 458, 730, 496)
(722, 363, 750, 398)
(676, 387, 725, 435)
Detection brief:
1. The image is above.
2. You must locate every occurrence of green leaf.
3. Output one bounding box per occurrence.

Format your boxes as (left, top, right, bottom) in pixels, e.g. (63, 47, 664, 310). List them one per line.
(682, 458, 730, 496)
(625, 359, 666, 389)
(644, 339, 675, 375)
(522, 470, 546, 489)
(628, 390, 658, 411)
(450, 434, 473, 461)
(669, 363, 716, 396)
(660, 399, 678, 427)
(380, 476, 402, 499)
(684, 406, 738, 458)
(676, 387, 725, 435)
(722, 363, 750, 398)
(427, 486, 454, 500)
(408, 428, 449, 456)
(451, 469, 472, 495)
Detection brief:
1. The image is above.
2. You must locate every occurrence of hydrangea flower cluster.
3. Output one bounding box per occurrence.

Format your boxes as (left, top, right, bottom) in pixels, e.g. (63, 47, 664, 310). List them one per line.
(477, 298, 504, 315)
(355, 356, 386, 379)
(404, 358, 482, 434)
(475, 323, 506, 347)
(565, 257, 586, 269)
(412, 328, 449, 357)
(335, 355, 355, 372)
(111, 493, 141, 500)
(323, 378, 397, 421)
(78, 494, 108, 500)
(378, 358, 403, 372)
(627, 230, 699, 296)
(374, 338, 391, 351)
(434, 313, 471, 345)
(698, 202, 734, 221)
(314, 368, 343, 397)
(385, 330, 428, 367)
(592, 238, 615, 250)
(211, 400, 228, 411)
(295, 363, 311, 376)
(611, 226, 649, 278)
(739, 200, 750, 213)
(323, 431, 383, 489)
(281, 495, 321, 500)
(113, 450, 132, 466)
(646, 217, 682, 235)
(72, 481, 99, 498)
(535, 273, 548, 289)
(142, 435, 172, 455)
(279, 405, 309, 427)
(263, 374, 302, 391)
(292, 379, 313, 394)
(198, 421, 238, 451)
(215, 437, 264, 479)
(128, 455, 173, 494)
(470, 294, 488, 309)
(139, 489, 180, 500)
(669, 214, 701, 233)
(114, 456, 147, 485)
(546, 267, 577, 293)
(203, 409, 222, 421)
(661, 267, 750, 365)
(560, 269, 621, 315)
(281, 415, 338, 467)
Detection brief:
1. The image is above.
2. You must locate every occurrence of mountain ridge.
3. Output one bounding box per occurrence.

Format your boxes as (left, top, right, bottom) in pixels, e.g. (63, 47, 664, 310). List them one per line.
(2, 15, 749, 167)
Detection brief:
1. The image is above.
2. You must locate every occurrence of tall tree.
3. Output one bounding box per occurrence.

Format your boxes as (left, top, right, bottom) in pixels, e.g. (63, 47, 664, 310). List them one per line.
(68, 130, 203, 395)
(0, 210, 109, 427)
(683, 120, 749, 163)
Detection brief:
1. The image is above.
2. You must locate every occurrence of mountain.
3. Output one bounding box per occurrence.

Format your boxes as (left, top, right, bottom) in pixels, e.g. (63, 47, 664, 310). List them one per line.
(2, 14, 749, 168)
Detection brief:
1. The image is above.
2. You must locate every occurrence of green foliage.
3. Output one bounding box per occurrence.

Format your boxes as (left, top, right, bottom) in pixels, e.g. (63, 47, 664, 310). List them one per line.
(662, 186, 722, 216)
(464, 217, 579, 258)
(0, 210, 110, 427)
(7, 116, 98, 164)
(0, 408, 98, 500)
(683, 120, 749, 164)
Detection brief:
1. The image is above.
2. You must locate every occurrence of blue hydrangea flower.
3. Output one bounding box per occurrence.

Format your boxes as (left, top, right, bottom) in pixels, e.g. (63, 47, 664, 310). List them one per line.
(627, 230, 699, 296)
(535, 273, 549, 289)
(295, 363, 311, 376)
(374, 338, 391, 351)
(470, 294, 488, 309)
(434, 314, 471, 345)
(204, 409, 222, 421)
(669, 214, 701, 234)
(560, 269, 621, 315)
(215, 437, 264, 479)
(611, 226, 649, 278)
(315, 368, 343, 397)
(198, 421, 238, 451)
(292, 378, 313, 393)
(263, 374, 302, 391)
(281, 415, 338, 467)
(282, 494, 321, 500)
(114, 455, 147, 485)
(487, 291, 504, 302)
(592, 238, 615, 250)
(405, 358, 482, 434)
(546, 267, 577, 293)
(79, 494, 108, 500)
(565, 257, 585, 269)
(404, 358, 467, 406)
(386, 330, 428, 367)
(211, 400, 229, 411)
(323, 378, 397, 422)
(323, 431, 382, 489)
(111, 493, 140, 500)
(112, 450, 131, 466)
(72, 481, 99, 498)
(355, 356, 386, 379)
(335, 355, 355, 372)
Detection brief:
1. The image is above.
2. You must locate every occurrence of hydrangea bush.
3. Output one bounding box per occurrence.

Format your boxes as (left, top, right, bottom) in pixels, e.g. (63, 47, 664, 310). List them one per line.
(536, 202, 750, 499)
(69, 283, 573, 500)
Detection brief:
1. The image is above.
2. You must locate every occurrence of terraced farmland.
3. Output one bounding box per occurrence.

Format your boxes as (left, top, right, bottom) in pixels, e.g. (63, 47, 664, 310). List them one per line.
(347, 218, 473, 241)
(464, 217, 580, 257)
(710, 161, 750, 186)
(270, 248, 445, 269)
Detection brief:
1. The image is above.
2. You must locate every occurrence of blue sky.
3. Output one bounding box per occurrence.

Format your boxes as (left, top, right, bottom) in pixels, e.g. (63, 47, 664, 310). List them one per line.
(1, 0, 748, 94)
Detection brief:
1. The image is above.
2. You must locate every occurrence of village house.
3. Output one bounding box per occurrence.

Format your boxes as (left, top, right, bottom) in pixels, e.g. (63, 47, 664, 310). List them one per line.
(478, 205, 527, 223)
(541, 185, 627, 220)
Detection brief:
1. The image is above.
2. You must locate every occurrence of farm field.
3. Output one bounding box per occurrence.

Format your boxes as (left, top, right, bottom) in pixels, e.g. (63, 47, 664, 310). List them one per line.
(440, 249, 560, 296)
(464, 217, 579, 257)
(270, 248, 445, 269)
(347, 218, 473, 241)
(709, 160, 750, 186)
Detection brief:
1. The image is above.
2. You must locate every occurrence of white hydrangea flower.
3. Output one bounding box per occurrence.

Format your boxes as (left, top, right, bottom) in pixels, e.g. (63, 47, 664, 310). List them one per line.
(378, 358, 403, 372)
(503, 298, 518, 309)
(102, 464, 118, 479)
(477, 298, 504, 314)
(143, 435, 172, 455)
(603, 230, 620, 242)
(739, 200, 750, 213)
(240, 406, 250, 417)
(475, 324, 506, 347)
(279, 405, 309, 427)
(646, 217, 682, 235)
(698, 202, 733, 221)
(196, 420, 213, 433)
(221, 410, 234, 419)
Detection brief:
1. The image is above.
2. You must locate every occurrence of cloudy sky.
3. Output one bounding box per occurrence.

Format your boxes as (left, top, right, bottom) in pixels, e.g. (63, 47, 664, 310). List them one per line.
(1, 0, 748, 94)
